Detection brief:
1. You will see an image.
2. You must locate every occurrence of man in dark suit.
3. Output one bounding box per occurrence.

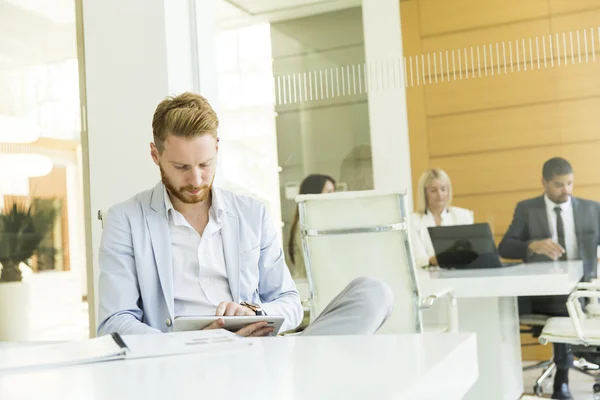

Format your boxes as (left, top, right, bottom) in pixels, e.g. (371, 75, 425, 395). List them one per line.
(499, 157, 600, 400)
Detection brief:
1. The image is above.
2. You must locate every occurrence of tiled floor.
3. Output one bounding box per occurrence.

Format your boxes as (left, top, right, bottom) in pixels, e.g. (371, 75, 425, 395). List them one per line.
(522, 361, 600, 399)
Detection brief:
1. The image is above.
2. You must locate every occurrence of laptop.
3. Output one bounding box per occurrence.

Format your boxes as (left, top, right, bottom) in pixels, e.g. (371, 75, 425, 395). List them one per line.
(427, 223, 519, 269)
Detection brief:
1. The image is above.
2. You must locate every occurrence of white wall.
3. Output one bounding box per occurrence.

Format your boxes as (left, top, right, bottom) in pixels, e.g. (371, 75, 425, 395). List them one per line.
(362, 0, 412, 202)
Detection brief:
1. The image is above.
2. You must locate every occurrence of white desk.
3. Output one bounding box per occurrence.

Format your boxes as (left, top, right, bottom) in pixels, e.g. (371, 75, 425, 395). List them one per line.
(0, 333, 477, 400)
(421, 261, 583, 400)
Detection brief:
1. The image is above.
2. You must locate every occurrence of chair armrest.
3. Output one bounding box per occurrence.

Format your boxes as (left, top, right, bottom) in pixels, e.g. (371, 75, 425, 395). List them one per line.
(566, 290, 600, 346)
(574, 282, 600, 305)
(420, 287, 455, 308)
(575, 282, 600, 291)
(420, 287, 458, 333)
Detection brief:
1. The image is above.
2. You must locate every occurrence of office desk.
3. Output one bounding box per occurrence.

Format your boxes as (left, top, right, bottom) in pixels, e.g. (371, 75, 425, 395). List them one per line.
(421, 261, 583, 400)
(0, 333, 478, 400)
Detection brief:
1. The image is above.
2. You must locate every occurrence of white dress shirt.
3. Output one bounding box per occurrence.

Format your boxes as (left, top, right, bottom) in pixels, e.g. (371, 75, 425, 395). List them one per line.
(164, 187, 233, 317)
(543, 194, 579, 260)
(410, 207, 474, 267)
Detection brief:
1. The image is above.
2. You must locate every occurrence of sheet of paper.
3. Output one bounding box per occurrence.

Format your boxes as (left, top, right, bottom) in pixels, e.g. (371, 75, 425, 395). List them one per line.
(0, 329, 251, 373)
(122, 329, 251, 359)
(0, 334, 127, 372)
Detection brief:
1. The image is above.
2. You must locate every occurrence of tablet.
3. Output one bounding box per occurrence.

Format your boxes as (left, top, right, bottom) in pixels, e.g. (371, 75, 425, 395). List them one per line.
(173, 315, 285, 335)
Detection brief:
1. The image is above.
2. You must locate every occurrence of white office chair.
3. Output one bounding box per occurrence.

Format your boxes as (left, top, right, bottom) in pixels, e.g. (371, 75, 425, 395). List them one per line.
(584, 279, 600, 317)
(537, 282, 600, 395)
(296, 190, 458, 334)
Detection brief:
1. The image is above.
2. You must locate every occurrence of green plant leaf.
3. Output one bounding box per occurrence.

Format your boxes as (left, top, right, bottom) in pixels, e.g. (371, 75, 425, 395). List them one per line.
(0, 198, 60, 282)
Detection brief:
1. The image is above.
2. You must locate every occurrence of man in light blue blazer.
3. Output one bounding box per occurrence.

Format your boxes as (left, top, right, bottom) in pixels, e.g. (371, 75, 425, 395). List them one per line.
(98, 92, 394, 337)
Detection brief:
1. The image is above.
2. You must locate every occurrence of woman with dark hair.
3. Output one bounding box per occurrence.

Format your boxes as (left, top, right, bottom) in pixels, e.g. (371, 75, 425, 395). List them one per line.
(288, 174, 336, 279)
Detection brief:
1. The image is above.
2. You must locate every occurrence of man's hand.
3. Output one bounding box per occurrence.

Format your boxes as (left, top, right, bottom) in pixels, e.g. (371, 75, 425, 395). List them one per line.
(528, 239, 565, 260)
(428, 256, 438, 266)
(215, 302, 255, 316)
(202, 302, 274, 337)
(203, 319, 274, 337)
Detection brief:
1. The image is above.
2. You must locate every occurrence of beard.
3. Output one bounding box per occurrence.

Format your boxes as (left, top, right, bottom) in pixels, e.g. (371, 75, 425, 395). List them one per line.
(160, 166, 213, 204)
(548, 191, 570, 204)
(555, 194, 570, 204)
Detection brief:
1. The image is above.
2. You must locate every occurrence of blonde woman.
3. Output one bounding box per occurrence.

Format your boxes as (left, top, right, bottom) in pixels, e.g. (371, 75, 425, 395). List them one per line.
(410, 169, 474, 267)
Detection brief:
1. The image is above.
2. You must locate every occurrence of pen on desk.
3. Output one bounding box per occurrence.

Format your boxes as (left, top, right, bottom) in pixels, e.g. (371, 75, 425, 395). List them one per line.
(110, 332, 129, 350)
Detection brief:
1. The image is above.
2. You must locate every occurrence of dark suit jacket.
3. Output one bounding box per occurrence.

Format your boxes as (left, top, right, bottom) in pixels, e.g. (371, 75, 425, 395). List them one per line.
(498, 195, 600, 280)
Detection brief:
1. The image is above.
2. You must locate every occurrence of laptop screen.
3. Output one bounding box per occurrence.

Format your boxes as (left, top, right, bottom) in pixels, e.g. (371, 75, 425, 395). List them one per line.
(427, 223, 499, 267)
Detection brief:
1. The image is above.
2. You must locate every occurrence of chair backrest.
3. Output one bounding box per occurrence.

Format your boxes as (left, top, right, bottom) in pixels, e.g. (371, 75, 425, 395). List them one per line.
(296, 190, 423, 334)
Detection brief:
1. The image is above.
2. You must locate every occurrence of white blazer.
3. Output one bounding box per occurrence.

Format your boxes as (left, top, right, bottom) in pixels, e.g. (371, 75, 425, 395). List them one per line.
(97, 182, 303, 336)
(410, 207, 474, 267)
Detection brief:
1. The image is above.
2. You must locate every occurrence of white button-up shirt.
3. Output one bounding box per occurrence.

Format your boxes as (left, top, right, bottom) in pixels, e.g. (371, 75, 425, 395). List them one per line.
(164, 187, 233, 317)
(410, 206, 474, 267)
(543, 194, 579, 260)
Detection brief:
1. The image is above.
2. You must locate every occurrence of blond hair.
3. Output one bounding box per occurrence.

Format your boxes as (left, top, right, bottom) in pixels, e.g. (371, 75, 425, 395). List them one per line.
(152, 92, 219, 152)
(416, 168, 453, 214)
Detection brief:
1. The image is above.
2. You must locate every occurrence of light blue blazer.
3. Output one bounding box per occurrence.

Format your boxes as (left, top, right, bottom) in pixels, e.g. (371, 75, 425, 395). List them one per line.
(97, 182, 303, 335)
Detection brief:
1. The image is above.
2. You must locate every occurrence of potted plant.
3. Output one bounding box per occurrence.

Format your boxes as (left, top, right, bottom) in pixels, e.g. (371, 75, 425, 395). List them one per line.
(0, 199, 60, 340)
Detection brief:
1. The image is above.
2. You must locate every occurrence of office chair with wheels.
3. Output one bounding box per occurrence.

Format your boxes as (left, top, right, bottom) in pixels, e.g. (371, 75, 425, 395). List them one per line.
(521, 313, 553, 374)
(537, 282, 600, 396)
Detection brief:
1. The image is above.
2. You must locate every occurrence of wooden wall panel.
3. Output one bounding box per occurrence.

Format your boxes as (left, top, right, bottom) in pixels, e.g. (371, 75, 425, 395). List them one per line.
(420, 24, 600, 82)
(421, 20, 551, 59)
(431, 146, 557, 195)
(418, 0, 549, 36)
(550, 9, 600, 59)
(562, 142, 600, 185)
(455, 190, 540, 235)
(424, 60, 600, 118)
(427, 103, 561, 157)
(521, 332, 553, 361)
(558, 97, 600, 142)
(572, 185, 600, 202)
(549, 1, 600, 17)
(424, 67, 558, 116)
(555, 61, 600, 100)
(455, 184, 600, 237)
(433, 141, 600, 196)
(428, 96, 600, 157)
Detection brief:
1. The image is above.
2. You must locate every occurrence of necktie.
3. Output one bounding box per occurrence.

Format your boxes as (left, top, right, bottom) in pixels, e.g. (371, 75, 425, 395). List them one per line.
(554, 206, 567, 261)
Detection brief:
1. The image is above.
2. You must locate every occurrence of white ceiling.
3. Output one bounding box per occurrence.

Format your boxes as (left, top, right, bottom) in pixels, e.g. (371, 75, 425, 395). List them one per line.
(226, 0, 347, 14)
(216, 0, 362, 28)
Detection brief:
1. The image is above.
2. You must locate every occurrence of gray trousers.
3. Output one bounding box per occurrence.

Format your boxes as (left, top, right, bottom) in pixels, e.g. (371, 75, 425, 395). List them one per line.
(300, 277, 394, 336)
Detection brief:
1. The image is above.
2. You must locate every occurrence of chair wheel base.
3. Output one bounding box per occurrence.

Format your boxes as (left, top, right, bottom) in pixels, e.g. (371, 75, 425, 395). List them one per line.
(593, 382, 600, 393)
(534, 383, 543, 396)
